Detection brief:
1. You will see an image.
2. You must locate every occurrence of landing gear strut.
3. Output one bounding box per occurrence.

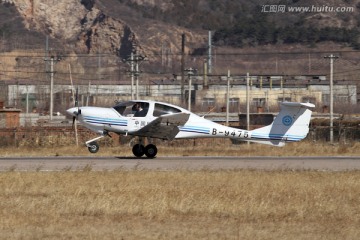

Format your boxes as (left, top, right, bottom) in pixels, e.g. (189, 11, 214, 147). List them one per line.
(85, 135, 105, 154)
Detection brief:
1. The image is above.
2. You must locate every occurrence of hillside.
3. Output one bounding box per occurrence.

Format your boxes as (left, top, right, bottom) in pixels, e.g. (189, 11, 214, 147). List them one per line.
(2, 0, 360, 52)
(0, 0, 360, 83)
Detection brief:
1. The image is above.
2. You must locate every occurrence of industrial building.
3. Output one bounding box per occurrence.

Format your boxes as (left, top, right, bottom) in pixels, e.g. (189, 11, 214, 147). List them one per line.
(1, 75, 357, 118)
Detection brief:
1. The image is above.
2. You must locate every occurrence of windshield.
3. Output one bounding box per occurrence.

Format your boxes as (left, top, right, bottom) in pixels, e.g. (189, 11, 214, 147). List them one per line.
(113, 101, 149, 117)
(153, 103, 181, 116)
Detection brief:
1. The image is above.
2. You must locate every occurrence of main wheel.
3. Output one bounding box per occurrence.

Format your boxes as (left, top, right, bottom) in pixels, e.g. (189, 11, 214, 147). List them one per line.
(145, 144, 157, 158)
(88, 141, 99, 153)
(132, 144, 145, 157)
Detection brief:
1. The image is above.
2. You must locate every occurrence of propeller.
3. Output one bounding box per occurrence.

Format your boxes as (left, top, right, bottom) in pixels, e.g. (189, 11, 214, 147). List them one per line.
(72, 115, 76, 128)
(69, 63, 79, 146)
(72, 86, 81, 128)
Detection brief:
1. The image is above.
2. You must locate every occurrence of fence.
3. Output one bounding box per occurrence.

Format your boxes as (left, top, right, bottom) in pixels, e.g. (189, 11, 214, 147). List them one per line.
(0, 121, 359, 148)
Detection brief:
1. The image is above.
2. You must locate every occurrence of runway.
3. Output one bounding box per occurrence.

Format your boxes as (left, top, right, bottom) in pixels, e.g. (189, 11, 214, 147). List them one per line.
(0, 156, 359, 171)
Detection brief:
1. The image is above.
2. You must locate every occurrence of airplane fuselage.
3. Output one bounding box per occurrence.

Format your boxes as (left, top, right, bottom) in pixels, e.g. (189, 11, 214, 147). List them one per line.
(68, 104, 252, 141)
(67, 100, 314, 157)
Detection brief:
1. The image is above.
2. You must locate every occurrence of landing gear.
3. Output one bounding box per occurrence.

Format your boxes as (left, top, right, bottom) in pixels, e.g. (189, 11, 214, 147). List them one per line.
(85, 135, 105, 154)
(132, 144, 145, 157)
(144, 144, 157, 158)
(84, 134, 158, 158)
(87, 141, 99, 153)
(131, 143, 158, 158)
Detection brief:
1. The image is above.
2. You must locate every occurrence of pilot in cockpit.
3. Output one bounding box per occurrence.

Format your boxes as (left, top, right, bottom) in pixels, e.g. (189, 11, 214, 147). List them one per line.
(132, 102, 145, 117)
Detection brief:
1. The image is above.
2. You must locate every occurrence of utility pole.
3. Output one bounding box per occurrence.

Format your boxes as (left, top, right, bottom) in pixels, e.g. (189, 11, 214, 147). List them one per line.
(122, 51, 135, 99)
(308, 52, 311, 74)
(203, 59, 208, 89)
(45, 36, 49, 76)
(324, 54, 338, 144)
(49, 56, 55, 120)
(208, 31, 212, 74)
(185, 68, 196, 111)
(135, 53, 146, 99)
(26, 85, 29, 114)
(181, 33, 186, 104)
(98, 49, 101, 82)
(124, 51, 146, 99)
(86, 81, 91, 106)
(45, 55, 60, 120)
(135, 56, 140, 99)
(246, 72, 250, 132)
(226, 70, 230, 126)
(130, 52, 134, 99)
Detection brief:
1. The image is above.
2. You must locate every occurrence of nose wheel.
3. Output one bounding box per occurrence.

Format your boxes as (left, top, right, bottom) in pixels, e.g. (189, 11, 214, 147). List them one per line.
(85, 135, 105, 154)
(87, 141, 99, 153)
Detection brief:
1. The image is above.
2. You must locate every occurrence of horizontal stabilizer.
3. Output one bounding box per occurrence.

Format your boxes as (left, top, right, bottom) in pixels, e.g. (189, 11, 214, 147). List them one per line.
(245, 139, 285, 147)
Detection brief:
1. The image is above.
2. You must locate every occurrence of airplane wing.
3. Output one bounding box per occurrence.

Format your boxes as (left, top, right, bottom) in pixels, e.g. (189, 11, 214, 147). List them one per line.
(132, 112, 190, 140)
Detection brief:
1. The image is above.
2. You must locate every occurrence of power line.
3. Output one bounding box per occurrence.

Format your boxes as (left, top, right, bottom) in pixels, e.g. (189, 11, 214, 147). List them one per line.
(2, 49, 360, 58)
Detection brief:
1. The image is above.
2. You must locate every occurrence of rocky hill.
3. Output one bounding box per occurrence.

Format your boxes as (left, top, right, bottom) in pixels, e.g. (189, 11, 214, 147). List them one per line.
(0, 0, 209, 82)
(0, 0, 360, 83)
(1, 0, 205, 57)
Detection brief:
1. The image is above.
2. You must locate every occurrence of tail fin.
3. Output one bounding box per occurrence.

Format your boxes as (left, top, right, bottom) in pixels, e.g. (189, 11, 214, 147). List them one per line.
(250, 102, 315, 146)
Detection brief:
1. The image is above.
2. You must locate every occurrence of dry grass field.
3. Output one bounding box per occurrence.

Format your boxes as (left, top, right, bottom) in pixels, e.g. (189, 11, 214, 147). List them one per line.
(1, 140, 360, 157)
(0, 170, 360, 239)
(0, 140, 359, 239)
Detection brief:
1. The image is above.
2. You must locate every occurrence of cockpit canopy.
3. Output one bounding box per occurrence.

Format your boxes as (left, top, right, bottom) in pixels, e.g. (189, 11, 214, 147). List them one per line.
(113, 101, 182, 118)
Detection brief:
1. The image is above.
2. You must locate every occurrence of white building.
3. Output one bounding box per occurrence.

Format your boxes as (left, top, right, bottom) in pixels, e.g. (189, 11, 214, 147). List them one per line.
(2, 77, 358, 114)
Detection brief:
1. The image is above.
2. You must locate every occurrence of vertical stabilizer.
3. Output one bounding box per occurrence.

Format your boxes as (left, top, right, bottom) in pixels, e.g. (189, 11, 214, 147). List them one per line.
(250, 102, 315, 146)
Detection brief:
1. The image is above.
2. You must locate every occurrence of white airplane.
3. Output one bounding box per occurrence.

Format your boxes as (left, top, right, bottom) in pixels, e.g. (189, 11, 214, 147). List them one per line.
(66, 100, 315, 158)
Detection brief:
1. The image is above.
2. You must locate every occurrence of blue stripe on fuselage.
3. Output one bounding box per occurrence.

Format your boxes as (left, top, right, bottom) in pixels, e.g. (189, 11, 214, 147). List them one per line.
(84, 116, 128, 126)
(179, 126, 210, 134)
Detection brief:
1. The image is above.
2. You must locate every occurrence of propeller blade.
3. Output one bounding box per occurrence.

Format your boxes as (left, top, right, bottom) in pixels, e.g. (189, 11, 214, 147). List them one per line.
(72, 116, 76, 128)
(75, 87, 79, 107)
(75, 86, 81, 115)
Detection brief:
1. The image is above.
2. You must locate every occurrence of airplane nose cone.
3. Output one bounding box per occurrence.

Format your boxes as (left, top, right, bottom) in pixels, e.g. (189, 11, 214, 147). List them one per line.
(66, 107, 78, 117)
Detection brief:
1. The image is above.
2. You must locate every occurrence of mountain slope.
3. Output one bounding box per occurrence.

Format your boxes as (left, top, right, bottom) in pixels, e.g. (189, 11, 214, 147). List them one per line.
(2, 0, 360, 54)
(0, 0, 359, 84)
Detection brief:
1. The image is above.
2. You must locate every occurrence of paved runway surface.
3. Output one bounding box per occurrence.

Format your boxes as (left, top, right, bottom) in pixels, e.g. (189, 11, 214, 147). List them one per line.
(0, 156, 359, 171)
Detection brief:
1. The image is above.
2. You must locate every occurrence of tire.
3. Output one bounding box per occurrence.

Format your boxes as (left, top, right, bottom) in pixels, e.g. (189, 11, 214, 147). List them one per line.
(88, 142, 99, 153)
(145, 144, 157, 158)
(132, 144, 145, 157)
